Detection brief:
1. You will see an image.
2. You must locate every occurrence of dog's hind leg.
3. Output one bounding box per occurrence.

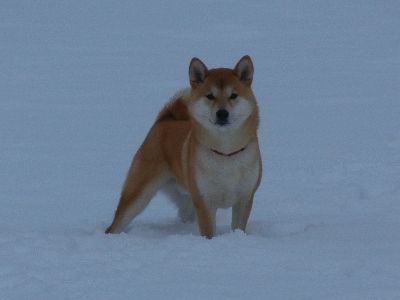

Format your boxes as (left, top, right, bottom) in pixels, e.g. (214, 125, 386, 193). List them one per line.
(162, 182, 195, 223)
(175, 195, 195, 223)
(105, 151, 169, 234)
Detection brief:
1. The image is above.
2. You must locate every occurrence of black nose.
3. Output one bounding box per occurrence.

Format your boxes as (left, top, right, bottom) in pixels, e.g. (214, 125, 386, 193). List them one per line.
(216, 109, 229, 121)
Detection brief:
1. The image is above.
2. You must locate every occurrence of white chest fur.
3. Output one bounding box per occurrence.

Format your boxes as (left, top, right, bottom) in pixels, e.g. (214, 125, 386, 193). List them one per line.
(195, 141, 260, 209)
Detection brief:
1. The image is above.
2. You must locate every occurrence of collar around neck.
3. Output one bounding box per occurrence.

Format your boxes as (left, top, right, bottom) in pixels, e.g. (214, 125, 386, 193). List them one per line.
(211, 147, 246, 157)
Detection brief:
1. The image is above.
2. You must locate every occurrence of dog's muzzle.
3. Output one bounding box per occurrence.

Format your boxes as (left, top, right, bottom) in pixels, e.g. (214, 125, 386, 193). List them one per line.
(216, 109, 229, 126)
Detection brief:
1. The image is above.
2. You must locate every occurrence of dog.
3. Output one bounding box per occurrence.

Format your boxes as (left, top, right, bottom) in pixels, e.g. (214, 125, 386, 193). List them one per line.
(105, 55, 262, 238)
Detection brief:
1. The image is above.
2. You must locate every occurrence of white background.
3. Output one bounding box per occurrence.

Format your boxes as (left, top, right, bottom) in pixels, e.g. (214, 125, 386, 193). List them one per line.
(1, 1, 399, 299)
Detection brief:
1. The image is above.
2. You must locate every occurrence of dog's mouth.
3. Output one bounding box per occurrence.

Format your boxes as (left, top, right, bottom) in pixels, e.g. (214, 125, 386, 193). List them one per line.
(208, 117, 230, 127)
(215, 119, 229, 126)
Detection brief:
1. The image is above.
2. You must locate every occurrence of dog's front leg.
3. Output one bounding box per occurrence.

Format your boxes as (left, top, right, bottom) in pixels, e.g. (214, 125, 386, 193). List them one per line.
(191, 195, 216, 239)
(231, 193, 255, 232)
(196, 202, 216, 239)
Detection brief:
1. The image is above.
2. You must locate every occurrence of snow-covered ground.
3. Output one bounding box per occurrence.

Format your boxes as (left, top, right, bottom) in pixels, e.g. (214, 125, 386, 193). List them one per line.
(1, 1, 399, 299)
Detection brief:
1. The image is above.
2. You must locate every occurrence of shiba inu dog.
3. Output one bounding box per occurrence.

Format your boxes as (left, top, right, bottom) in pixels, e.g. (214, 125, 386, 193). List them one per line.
(105, 55, 262, 238)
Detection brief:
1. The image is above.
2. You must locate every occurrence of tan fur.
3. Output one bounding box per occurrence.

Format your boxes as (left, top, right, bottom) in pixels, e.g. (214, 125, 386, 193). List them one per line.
(106, 56, 262, 238)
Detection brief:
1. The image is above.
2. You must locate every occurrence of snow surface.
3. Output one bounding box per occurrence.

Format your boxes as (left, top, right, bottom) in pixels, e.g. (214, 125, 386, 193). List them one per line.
(1, 1, 400, 299)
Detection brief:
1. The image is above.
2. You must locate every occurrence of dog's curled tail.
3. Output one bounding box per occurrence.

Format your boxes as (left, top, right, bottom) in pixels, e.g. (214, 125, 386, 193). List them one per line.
(156, 89, 190, 122)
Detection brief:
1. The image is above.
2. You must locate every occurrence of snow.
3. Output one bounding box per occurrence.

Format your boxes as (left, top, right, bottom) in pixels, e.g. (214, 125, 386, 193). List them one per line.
(1, 1, 400, 299)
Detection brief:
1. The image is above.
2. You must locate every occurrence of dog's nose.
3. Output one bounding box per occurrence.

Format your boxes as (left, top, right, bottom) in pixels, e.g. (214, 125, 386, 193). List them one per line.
(216, 109, 229, 121)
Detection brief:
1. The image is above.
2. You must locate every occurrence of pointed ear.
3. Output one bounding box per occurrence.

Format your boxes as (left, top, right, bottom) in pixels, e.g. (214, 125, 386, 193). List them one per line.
(189, 57, 208, 88)
(234, 55, 254, 86)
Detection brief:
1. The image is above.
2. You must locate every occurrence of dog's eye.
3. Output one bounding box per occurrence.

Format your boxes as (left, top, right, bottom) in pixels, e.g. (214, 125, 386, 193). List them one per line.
(230, 93, 238, 100)
(206, 94, 216, 100)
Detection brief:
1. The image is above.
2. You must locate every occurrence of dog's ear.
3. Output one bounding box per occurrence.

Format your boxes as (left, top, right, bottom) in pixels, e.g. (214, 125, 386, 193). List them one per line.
(189, 58, 208, 88)
(234, 55, 254, 86)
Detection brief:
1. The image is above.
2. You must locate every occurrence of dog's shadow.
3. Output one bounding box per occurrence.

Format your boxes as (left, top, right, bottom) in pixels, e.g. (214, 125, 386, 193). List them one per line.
(123, 218, 240, 239)
(125, 219, 199, 239)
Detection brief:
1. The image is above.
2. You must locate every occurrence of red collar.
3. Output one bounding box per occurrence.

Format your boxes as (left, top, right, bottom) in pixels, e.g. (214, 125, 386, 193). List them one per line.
(211, 147, 246, 157)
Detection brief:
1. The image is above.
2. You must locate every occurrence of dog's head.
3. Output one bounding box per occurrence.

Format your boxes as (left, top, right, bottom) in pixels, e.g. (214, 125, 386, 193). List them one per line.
(188, 56, 258, 132)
